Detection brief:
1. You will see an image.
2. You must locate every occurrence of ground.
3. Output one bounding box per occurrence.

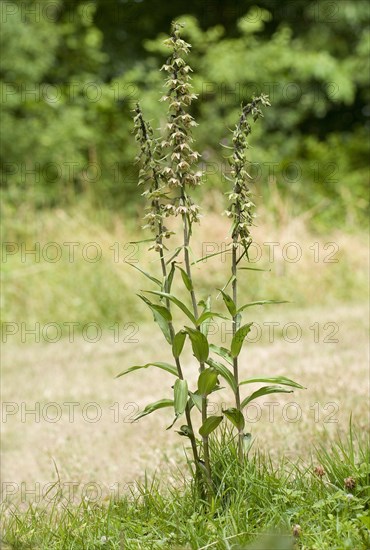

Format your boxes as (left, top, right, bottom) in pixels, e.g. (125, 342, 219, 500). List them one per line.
(1, 301, 368, 506)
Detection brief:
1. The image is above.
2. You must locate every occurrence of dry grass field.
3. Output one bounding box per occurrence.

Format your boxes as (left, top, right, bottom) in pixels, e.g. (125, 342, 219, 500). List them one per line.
(2, 300, 368, 504)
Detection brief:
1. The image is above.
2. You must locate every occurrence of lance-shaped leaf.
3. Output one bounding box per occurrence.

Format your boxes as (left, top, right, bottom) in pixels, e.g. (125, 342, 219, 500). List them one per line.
(223, 407, 245, 431)
(172, 330, 187, 358)
(240, 376, 305, 389)
(209, 344, 233, 366)
(164, 261, 176, 293)
(241, 386, 294, 409)
(238, 267, 271, 272)
(146, 291, 196, 325)
(189, 391, 202, 412)
(134, 399, 174, 421)
(199, 415, 223, 437)
(218, 289, 237, 317)
(137, 294, 172, 343)
(174, 379, 188, 416)
(165, 247, 182, 266)
(176, 266, 193, 291)
(128, 238, 155, 244)
(198, 295, 211, 335)
(237, 300, 288, 314)
(127, 263, 162, 287)
(138, 294, 172, 320)
(191, 246, 232, 265)
(116, 362, 178, 378)
(206, 357, 237, 393)
(197, 367, 219, 397)
(231, 323, 253, 358)
(185, 326, 209, 362)
(196, 311, 229, 327)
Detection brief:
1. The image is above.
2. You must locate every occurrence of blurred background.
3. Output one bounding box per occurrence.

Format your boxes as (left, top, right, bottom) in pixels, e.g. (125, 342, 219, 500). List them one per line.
(1, 0, 369, 326)
(1, 0, 369, 495)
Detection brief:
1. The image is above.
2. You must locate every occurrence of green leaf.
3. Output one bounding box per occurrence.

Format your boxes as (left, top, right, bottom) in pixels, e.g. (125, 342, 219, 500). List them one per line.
(172, 330, 187, 358)
(196, 311, 228, 326)
(152, 309, 172, 343)
(134, 399, 174, 421)
(206, 357, 237, 393)
(177, 266, 193, 291)
(146, 291, 196, 325)
(241, 386, 294, 409)
(165, 261, 176, 293)
(165, 247, 182, 266)
(185, 326, 209, 362)
(174, 379, 188, 416)
(138, 294, 172, 320)
(116, 362, 177, 378)
(238, 267, 271, 272)
(191, 247, 232, 265)
(127, 263, 162, 287)
(175, 425, 194, 438)
(216, 274, 235, 298)
(198, 295, 211, 336)
(166, 415, 180, 430)
(197, 297, 229, 335)
(239, 376, 305, 389)
(209, 344, 233, 366)
(237, 300, 288, 314)
(218, 289, 237, 316)
(223, 407, 245, 431)
(189, 391, 202, 412)
(128, 238, 155, 244)
(199, 415, 223, 437)
(197, 367, 219, 396)
(231, 323, 253, 358)
(359, 515, 370, 529)
(137, 294, 172, 343)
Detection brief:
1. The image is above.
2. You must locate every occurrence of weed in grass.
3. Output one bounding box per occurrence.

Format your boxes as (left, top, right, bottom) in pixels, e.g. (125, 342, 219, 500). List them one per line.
(117, 21, 303, 500)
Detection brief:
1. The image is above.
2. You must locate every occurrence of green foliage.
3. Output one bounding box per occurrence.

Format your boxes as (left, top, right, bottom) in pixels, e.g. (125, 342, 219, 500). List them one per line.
(2, 428, 369, 549)
(118, 23, 303, 498)
(1, 1, 369, 228)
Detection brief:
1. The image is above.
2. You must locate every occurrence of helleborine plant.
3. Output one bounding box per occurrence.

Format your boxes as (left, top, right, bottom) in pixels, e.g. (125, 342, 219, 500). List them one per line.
(117, 22, 304, 498)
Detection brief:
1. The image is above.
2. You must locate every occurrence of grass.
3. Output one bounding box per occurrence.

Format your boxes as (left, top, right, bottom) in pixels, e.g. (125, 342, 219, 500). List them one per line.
(1, 204, 368, 331)
(1, 427, 369, 549)
(1, 200, 369, 548)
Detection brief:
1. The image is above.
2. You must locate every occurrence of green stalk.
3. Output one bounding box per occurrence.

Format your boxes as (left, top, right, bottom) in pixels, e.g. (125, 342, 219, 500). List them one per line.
(228, 96, 270, 460)
(158, 242, 201, 475)
(232, 242, 243, 461)
(160, 23, 212, 495)
(136, 106, 200, 474)
(180, 189, 213, 495)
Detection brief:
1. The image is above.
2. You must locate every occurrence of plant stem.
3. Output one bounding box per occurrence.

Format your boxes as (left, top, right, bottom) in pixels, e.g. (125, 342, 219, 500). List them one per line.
(137, 107, 201, 474)
(232, 243, 243, 461)
(158, 243, 200, 472)
(181, 190, 213, 495)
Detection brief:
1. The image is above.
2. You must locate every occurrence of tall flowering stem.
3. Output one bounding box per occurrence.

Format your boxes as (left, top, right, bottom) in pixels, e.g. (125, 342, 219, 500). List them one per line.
(227, 95, 271, 460)
(133, 102, 201, 473)
(125, 21, 303, 507)
(161, 23, 213, 491)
